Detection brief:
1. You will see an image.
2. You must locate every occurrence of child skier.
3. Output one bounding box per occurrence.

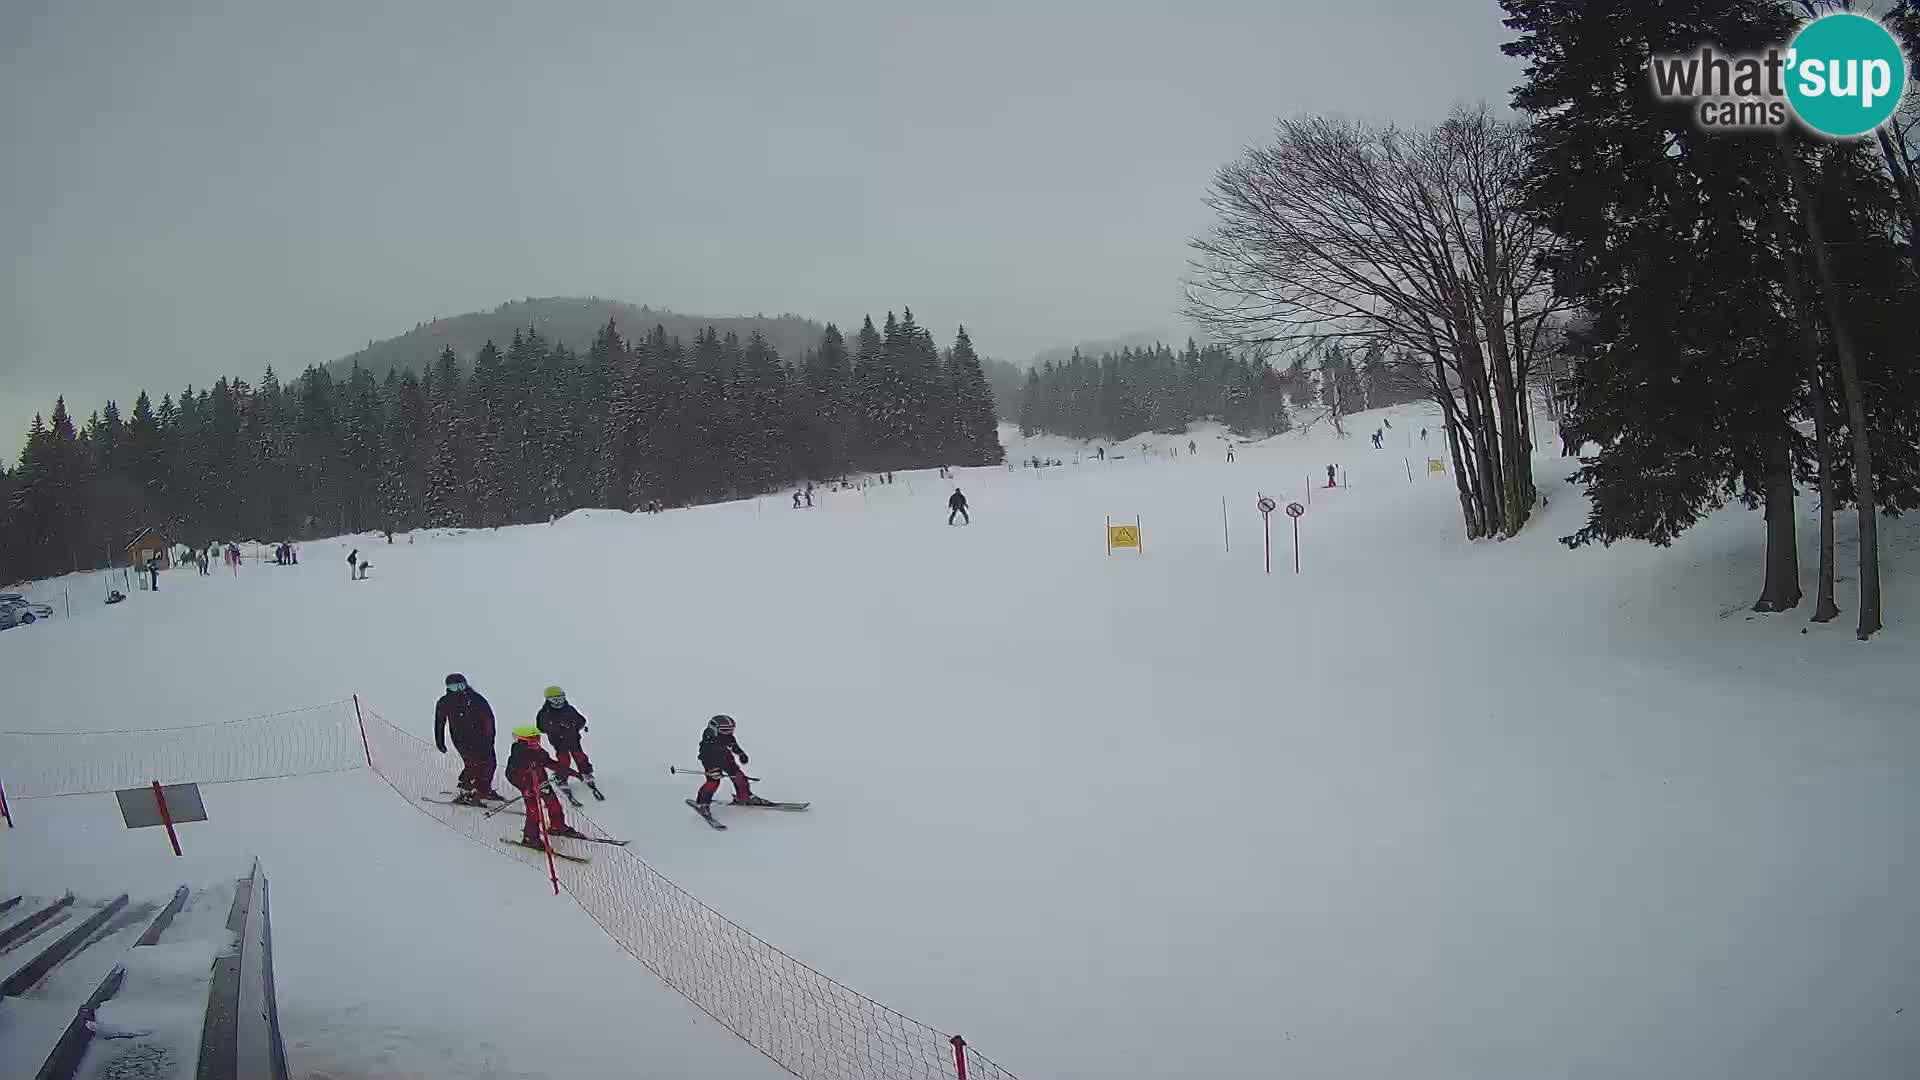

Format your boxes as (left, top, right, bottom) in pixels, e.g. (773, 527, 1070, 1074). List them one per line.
(695, 715, 772, 808)
(505, 725, 588, 846)
(536, 686, 600, 799)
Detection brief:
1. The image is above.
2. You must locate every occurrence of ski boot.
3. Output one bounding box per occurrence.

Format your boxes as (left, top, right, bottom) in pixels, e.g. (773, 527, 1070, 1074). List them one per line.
(451, 792, 486, 807)
(474, 788, 507, 802)
(731, 795, 778, 807)
(520, 832, 545, 848)
(549, 825, 589, 840)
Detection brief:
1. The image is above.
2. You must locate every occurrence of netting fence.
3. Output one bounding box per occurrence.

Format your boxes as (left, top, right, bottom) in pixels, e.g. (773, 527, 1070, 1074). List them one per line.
(0, 698, 1019, 1080)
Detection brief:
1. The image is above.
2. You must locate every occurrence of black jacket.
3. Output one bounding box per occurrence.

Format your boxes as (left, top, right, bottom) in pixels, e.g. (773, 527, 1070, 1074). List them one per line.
(505, 739, 568, 786)
(948, 491, 967, 510)
(536, 702, 588, 747)
(434, 689, 495, 754)
(698, 727, 746, 770)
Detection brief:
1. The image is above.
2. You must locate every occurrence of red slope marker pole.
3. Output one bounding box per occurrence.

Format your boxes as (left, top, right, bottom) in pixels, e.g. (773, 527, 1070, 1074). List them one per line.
(152, 781, 182, 856)
(951, 1035, 970, 1080)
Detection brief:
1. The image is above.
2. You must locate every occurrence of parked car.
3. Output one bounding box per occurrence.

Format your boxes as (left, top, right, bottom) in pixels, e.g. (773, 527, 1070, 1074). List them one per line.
(0, 595, 53, 628)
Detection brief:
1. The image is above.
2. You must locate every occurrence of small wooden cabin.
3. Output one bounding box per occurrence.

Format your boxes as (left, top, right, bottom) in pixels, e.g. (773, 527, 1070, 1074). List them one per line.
(126, 527, 172, 569)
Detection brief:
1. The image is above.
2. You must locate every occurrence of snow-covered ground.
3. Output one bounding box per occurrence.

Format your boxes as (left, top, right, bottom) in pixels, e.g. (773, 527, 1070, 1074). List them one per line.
(4, 406, 1916, 1079)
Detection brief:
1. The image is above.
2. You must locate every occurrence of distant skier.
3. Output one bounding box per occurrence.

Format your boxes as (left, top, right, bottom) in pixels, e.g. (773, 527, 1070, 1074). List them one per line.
(1226, 447, 1235, 463)
(792, 491, 803, 509)
(347, 549, 359, 579)
(804, 483, 814, 507)
(536, 685, 597, 796)
(1383, 418, 1392, 430)
(435, 673, 503, 803)
(505, 725, 586, 847)
(1188, 440, 1196, 455)
(1326, 464, 1337, 487)
(1097, 446, 1104, 462)
(948, 488, 970, 526)
(695, 715, 768, 807)
(1421, 427, 1429, 442)
(145, 555, 160, 591)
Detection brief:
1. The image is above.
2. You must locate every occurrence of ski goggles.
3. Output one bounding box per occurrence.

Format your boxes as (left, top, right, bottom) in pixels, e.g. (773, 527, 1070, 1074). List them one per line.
(546, 695, 566, 706)
(446, 681, 468, 692)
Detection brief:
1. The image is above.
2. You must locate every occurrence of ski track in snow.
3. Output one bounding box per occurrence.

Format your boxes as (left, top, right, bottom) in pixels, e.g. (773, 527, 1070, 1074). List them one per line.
(3, 407, 1917, 1079)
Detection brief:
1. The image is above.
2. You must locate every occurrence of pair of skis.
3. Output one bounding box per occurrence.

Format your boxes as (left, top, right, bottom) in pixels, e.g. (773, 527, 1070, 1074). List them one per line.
(500, 830, 628, 863)
(685, 796, 811, 831)
(551, 776, 603, 809)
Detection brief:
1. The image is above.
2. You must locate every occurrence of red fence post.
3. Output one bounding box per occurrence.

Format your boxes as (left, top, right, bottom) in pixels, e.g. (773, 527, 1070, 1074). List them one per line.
(152, 781, 182, 856)
(0, 778, 13, 828)
(536, 785, 560, 897)
(950, 1035, 969, 1080)
(352, 694, 374, 769)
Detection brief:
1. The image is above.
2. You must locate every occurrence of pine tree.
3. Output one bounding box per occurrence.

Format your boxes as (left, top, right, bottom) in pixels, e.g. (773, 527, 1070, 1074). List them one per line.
(946, 327, 1003, 465)
(1504, 0, 1810, 612)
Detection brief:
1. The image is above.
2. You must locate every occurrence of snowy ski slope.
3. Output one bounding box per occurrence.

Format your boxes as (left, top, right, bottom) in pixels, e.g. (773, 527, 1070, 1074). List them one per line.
(3, 406, 1915, 1079)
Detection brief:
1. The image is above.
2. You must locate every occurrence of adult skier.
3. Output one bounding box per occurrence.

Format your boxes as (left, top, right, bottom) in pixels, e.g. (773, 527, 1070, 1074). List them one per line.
(505, 725, 587, 846)
(948, 488, 970, 526)
(694, 715, 770, 808)
(435, 673, 502, 803)
(535, 685, 599, 798)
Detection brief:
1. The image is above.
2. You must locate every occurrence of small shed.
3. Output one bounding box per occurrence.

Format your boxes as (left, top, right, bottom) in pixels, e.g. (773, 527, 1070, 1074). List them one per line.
(126, 527, 172, 569)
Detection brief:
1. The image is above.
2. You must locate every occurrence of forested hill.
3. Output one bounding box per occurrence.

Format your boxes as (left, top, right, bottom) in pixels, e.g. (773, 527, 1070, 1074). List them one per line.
(329, 297, 826, 378)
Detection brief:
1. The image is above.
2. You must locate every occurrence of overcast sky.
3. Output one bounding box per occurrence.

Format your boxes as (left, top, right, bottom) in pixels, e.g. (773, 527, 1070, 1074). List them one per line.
(1, 0, 1519, 457)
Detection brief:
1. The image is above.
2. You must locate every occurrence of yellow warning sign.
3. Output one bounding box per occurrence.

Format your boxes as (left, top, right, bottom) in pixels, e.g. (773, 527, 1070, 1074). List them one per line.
(1108, 525, 1140, 549)
(1425, 457, 1446, 474)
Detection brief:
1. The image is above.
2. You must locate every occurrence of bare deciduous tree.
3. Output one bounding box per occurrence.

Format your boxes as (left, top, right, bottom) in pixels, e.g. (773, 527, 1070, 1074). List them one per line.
(1185, 105, 1567, 538)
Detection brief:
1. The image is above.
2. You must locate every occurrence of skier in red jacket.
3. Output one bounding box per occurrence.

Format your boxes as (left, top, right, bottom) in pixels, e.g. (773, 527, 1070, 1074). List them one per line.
(505, 726, 588, 847)
(434, 673, 502, 803)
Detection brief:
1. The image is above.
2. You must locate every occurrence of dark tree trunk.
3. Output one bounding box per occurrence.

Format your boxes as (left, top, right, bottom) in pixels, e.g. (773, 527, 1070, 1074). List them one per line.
(1441, 393, 1483, 535)
(1754, 429, 1801, 613)
(1773, 189, 1841, 623)
(1786, 142, 1881, 639)
(1808, 379, 1841, 622)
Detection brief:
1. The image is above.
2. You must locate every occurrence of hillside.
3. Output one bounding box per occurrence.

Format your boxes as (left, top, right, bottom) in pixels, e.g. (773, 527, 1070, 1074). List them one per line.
(327, 297, 828, 376)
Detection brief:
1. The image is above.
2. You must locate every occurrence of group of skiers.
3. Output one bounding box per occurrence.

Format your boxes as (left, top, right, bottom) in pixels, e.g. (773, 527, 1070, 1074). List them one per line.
(271, 542, 299, 565)
(432, 674, 762, 847)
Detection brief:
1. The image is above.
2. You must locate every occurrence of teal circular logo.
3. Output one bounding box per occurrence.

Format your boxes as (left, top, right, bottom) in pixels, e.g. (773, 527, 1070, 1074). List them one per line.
(1785, 13, 1908, 138)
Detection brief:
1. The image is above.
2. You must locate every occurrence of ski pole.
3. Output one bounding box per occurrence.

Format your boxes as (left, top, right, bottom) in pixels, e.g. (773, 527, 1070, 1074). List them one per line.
(482, 792, 527, 819)
(668, 765, 763, 782)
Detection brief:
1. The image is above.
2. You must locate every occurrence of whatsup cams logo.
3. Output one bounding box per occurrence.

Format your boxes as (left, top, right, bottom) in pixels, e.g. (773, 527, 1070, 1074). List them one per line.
(1649, 12, 1909, 138)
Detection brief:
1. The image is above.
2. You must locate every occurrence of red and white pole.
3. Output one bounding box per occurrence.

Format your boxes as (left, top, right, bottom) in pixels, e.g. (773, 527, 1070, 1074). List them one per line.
(536, 782, 560, 896)
(152, 781, 182, 856)
(950, 1035, 970, 1080)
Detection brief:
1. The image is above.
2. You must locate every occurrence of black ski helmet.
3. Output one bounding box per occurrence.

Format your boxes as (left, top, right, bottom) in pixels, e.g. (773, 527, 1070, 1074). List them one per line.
(709, 714, 735, 734)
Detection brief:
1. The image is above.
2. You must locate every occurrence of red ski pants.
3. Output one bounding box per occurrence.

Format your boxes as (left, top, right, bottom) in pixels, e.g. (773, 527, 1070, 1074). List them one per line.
(552, 746, 593, 777)
(696, 765, 751, 804)
(516, 779, 566, 838)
